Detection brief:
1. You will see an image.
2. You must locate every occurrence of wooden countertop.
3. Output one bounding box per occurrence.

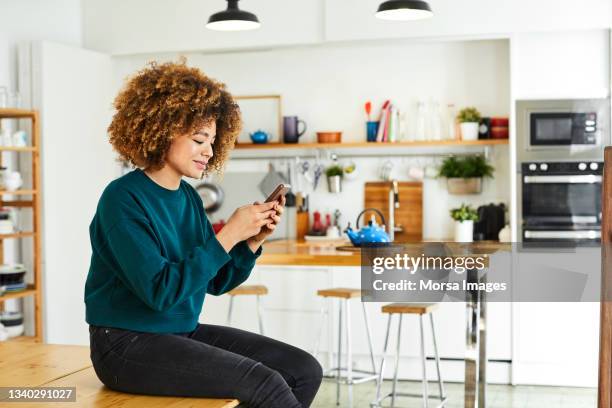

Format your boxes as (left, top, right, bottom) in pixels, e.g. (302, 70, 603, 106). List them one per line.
(257, 239, 510, 267)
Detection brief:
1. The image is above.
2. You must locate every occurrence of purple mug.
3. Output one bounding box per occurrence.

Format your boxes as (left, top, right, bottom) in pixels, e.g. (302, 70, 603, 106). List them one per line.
(283, 116, 307, 143)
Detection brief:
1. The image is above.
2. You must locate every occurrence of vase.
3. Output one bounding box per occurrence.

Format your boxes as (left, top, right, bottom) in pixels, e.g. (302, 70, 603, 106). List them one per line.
(454, 220, 474, 242)
(327, 175, 342, 193)
(447, 177, 482, 194)
(460, 122, 479, 141)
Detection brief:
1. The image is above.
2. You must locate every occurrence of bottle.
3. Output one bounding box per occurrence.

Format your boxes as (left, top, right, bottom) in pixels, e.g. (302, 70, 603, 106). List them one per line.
(415, 101, 427, 141)
(430, 101, 442, 141)
(311, 210, 324, 235)
(446, 104, 457, 140)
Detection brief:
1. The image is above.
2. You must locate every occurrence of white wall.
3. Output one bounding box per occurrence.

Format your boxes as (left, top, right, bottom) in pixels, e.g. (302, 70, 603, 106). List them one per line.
(0, 0, 82, 93)
(113, 39, 511, 240)
(32, 41, 118, 345)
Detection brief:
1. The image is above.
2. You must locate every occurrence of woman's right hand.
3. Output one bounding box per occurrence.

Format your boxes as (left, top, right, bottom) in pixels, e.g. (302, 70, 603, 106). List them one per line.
(215, 202, 277, 252)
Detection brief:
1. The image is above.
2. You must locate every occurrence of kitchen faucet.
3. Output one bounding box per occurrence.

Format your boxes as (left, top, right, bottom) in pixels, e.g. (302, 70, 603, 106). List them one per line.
(388, 180, 403, 242)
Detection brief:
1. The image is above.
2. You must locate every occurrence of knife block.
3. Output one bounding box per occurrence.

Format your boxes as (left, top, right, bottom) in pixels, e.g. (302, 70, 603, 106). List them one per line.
(296, 211, 309, 242)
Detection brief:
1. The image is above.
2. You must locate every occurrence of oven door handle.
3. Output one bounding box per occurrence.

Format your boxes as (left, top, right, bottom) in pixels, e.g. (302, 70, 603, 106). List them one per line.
(524, 230, 601, 239)
(523, 175, 602, 184)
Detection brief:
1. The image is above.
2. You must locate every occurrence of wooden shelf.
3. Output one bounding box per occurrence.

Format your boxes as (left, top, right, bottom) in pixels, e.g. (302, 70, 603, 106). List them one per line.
(0, 108, 37, 119)
(0, 189, 37, 196)
(0, 108, 42, 342)
(0, 231, 35, 239)
(0, 146, 38, 152)
(0, 284, 36, 302)
(234, 139, 509, 150)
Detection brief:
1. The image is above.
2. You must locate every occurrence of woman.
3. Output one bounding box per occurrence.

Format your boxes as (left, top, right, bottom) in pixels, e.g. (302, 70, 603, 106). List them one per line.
(84, 60, 323, 407)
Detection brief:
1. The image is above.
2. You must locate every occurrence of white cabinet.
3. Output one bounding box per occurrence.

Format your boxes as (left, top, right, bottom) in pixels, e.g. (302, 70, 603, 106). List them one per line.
(203, 264, 512, 383)
(511, 29, 610, 99)
(511, 247, 601, 387)
(82, 0, 324, 55)
(325, 0, 611, 43)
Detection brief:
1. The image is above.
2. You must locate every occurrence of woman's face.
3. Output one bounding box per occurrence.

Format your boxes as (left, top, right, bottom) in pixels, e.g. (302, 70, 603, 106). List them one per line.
(165, 121, 216, 179)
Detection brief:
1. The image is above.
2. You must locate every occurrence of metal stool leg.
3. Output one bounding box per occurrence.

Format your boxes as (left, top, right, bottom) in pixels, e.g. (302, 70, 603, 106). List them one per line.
(391, 314, 403, 408)
(226, 296, 234, 325)
(362, 302, 377, 377)
(336, 299, 343, 406)
(328, 297, 334, 372)
(313, 300, 327, 360)
(346, 299, 353, 408)
(256, 295, 265, 335)
(420, 315, 430, 408)
(430, 313, 446, 401)
(374, 314, 393, 406)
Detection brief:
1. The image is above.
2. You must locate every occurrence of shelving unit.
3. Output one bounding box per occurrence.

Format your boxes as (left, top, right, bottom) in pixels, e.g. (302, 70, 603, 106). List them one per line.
(0, 108, 43, 343)
(232, 138, 508, 159)
(235, 138, 508, 150)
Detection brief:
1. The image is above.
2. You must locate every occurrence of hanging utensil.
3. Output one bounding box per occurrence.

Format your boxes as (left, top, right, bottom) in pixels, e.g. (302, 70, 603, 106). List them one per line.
(258, 162, 287, 198)
(195, 182, 225, 213)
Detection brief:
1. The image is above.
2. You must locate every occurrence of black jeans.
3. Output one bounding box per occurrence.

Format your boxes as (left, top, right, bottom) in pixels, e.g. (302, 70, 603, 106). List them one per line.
(89, 323, 323, 407)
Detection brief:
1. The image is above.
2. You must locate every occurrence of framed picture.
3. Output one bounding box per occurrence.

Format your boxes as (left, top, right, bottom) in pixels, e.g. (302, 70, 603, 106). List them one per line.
(235, 95, 282, 144)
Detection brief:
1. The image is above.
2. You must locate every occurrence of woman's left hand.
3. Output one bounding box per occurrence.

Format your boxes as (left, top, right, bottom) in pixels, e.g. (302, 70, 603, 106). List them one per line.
(248, 194, 286, 245)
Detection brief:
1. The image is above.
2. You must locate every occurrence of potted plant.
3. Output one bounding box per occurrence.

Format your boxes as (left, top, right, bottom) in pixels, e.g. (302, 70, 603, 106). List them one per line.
(450, 203, 479, 242)
(457, 107, 482, 141)
(438, 155, 494, 194)
(325, 164, 344, 193)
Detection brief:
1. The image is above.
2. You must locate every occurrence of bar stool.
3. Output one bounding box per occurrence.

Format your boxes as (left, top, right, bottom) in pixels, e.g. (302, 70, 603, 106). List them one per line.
(226, 285, 268, 335)
(372, 303, 446, 408)
(314, 288, 378, 407)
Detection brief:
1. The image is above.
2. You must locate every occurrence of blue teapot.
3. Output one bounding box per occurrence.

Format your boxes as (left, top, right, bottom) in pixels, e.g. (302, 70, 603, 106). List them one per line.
(344, 208, 391, 246)
(249, 130, 269, 144)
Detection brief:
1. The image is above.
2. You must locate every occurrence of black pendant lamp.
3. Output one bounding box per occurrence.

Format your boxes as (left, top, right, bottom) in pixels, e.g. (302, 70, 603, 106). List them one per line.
(376, 0, 434, 21)
(206, 0, 261, 31)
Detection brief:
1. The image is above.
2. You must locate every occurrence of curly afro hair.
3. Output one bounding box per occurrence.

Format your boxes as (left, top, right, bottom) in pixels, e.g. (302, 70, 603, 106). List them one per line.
(108, 58, 241, 174)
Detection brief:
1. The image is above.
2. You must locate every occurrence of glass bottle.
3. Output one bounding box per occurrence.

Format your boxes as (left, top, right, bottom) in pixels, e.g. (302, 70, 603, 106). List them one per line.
(415, 101, 427, 141)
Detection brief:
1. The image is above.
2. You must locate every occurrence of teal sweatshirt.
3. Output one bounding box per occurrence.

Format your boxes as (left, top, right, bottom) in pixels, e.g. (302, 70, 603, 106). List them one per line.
(84, 168, 261, 333)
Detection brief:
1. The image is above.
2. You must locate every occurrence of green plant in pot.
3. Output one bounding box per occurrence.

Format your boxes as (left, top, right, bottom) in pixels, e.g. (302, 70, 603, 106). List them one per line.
(325, 164, 344, 193)
(450, 203, 479, 242)
(457, 107, 482, 141)
(438, 155, 494, 194)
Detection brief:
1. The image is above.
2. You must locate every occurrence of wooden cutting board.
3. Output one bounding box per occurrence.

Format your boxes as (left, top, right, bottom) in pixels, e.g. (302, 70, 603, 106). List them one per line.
(364, 181, 422, 242)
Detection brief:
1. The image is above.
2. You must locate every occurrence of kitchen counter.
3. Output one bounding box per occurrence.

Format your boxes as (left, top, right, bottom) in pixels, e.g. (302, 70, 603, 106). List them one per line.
(258, 239, 510, 267)
(257, 238, 510, 408)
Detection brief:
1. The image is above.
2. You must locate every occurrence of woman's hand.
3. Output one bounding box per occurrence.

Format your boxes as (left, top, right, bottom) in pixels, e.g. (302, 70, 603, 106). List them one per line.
(216, 201, 277, 253)
(248, 195, 286, 248)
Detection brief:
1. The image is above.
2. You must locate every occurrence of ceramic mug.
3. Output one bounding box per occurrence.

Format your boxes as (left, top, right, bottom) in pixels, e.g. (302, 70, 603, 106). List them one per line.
(283, 116, 307, 144)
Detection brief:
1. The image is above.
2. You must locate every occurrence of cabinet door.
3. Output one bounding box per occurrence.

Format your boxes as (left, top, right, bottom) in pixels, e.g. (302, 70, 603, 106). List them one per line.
(325, 0, 611, 43)
(32, 41, 119, 345)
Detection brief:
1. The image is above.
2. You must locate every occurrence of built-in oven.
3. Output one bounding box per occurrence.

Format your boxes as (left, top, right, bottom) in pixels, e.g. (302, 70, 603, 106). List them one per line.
(521, 161, 602, 244)
(516, 98, 610, 163)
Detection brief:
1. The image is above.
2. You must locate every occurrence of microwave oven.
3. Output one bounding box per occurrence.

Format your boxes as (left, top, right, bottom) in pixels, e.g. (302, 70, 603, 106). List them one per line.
(516, 98, 610, 162)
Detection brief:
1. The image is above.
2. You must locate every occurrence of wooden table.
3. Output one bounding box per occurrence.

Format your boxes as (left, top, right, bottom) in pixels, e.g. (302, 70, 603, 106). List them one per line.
(0, 342, 239, 407)
(259, 239, 508, 408)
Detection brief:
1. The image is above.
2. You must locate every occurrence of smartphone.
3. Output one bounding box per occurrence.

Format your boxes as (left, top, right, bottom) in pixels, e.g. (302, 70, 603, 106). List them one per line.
(265, 184, 292, 203)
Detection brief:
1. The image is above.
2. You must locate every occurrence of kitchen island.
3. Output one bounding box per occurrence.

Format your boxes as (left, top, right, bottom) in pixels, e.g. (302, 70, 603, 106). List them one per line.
(204, 239, 512, 408)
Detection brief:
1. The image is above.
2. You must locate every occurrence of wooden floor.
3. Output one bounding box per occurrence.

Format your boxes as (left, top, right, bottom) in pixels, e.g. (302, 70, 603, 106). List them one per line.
(0, 342, 238, 407)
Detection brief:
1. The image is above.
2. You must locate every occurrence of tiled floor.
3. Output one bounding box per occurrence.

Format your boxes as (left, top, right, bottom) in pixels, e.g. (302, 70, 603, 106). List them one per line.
(311, 379, 597, 407)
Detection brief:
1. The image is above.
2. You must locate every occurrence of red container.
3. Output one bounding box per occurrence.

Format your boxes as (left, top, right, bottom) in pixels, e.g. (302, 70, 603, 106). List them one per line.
(490, 117, 509, 127)
(490, 126, 509, 139)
